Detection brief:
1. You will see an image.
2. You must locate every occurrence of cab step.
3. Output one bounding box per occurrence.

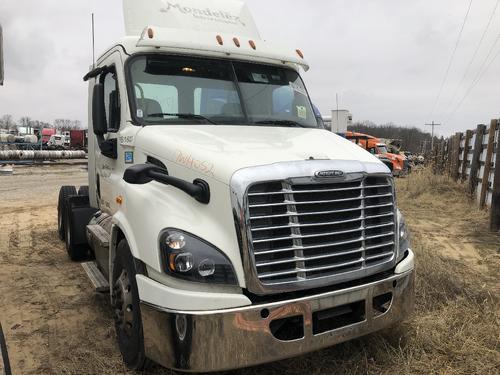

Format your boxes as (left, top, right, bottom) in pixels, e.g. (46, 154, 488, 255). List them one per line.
(82, 261, 109, 293)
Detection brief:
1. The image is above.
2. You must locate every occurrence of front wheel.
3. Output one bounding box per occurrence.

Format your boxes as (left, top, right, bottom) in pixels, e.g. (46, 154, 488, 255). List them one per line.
(112, 240, 149, 371)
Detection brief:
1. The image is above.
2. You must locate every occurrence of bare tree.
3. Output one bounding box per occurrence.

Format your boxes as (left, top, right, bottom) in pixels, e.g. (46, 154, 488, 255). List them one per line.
(0, 114, 15, 130)
(54, 118, 83, 131)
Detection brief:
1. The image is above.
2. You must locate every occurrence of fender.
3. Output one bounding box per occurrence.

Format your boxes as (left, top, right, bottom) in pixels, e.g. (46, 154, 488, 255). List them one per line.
(109, 211, 147, 294)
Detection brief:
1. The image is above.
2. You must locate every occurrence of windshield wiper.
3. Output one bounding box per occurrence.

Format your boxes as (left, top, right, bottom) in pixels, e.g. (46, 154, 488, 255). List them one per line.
(254, 120, 305, 128)
(148, 113, 218, 125)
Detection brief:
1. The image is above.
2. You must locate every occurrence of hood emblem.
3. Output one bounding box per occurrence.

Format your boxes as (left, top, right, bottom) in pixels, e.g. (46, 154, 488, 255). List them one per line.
(315, 170, 345, 179)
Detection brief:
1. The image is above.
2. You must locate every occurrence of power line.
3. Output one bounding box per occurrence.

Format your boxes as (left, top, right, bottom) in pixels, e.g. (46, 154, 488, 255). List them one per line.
(428, 0, 474, 120)
(446, 40, 500, 120)
(445, 0, 500, 112)
(446, 27, 500, 120)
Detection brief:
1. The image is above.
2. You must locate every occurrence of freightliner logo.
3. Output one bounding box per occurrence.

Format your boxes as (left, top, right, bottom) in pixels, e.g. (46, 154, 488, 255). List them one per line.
(314, 170, 345, 179)
(160, 1, 246, 26)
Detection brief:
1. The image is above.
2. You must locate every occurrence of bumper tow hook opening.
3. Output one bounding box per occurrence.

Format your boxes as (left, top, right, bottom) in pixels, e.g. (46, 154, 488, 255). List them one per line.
(269, 315, 304, 341)
(260, 309, 270, 319)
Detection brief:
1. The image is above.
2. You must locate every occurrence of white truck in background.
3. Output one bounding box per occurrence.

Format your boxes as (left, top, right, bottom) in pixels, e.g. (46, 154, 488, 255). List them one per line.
(56, 0, 415, 372)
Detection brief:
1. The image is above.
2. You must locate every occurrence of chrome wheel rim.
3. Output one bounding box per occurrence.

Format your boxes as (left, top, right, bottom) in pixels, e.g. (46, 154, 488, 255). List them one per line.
(113, 269, 134, 337)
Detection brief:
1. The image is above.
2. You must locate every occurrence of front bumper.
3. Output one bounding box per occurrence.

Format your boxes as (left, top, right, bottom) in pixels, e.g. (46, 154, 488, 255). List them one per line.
(141, 265, 415, 372)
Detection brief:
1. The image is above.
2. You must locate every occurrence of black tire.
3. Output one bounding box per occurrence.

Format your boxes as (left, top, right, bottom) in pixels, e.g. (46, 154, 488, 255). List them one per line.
(78, 185, 89, 196)
(112, 240, 149, 371)
(57, 186, 77, 240)
(64, 203, 89, 261)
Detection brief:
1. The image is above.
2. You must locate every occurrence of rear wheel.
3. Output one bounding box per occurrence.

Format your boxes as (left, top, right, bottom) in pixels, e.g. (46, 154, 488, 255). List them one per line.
(64, 203, 88, 261)
(57, 186, 77, 240)
(112, 240, 149, 371)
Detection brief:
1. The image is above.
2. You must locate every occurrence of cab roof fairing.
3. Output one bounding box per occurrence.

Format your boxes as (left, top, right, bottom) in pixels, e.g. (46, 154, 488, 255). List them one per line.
(130, 26, 310, 72)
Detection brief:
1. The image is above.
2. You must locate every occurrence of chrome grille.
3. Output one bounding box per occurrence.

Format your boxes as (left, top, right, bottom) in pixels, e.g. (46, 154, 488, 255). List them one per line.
(246, 176, 396, 286)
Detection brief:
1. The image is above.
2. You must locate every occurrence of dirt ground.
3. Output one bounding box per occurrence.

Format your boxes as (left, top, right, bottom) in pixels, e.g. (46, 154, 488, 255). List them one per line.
(0, 165, 498, 375)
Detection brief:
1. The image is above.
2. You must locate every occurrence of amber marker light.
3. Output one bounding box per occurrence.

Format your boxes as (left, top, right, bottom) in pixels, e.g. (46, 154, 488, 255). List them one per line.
(147, 28, 154, 39)
(116, 196, 123, 205)
(249, 40, 256, 50)
(233, 37, 241, 47)
(216, 35, 224, 45)
(296, 49, 304, 59)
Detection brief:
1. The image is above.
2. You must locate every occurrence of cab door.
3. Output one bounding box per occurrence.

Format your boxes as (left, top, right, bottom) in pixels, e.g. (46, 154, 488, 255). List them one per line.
(93, 51, 125, 215)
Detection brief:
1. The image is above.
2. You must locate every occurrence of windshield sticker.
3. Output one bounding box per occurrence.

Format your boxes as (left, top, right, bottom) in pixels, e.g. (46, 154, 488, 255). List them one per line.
(252, 73, 269, 84)
(289, 82, 307, 96)
(137, 109, 144, 118)
(297, 106, 307, 119)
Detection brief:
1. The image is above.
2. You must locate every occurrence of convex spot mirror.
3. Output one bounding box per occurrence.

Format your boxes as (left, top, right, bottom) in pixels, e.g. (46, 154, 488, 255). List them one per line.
(0, 24, 4, 86)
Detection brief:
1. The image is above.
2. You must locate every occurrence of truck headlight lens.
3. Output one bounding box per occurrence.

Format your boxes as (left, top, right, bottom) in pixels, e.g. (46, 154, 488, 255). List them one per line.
(166, 233, 186, 250)
(397, 209, 410, 258)
(160, 229, 238, 285)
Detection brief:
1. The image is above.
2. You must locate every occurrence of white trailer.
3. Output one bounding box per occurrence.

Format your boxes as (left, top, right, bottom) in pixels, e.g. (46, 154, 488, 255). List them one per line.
(56, 0, 415, 372)
(323, 110, 353, 133)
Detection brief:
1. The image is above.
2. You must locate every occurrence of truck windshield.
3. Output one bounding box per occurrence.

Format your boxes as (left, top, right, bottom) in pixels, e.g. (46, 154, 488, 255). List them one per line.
(377, 146, 389, 154)
(128, 55, 319, 128)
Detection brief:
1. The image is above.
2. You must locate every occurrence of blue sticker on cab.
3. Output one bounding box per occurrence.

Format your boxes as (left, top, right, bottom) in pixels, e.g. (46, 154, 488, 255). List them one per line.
(124, 151, 134, 164)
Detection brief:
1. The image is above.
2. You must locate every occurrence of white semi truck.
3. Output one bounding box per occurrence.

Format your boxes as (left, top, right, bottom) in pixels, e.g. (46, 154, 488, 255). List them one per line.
(56, 0, 414, 372)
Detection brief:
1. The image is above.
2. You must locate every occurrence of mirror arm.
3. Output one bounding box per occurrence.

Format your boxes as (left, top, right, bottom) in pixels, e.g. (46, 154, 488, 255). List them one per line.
(123, 165, 210, 204)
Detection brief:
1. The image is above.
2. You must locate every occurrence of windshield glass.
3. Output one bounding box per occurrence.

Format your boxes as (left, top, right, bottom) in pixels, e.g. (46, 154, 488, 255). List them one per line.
(128, 55, 318, 128)
(377, 145, 389, 154)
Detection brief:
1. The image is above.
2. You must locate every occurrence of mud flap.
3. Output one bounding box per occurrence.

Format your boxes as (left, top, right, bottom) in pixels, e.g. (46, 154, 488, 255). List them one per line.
(66, 196, 99, 246)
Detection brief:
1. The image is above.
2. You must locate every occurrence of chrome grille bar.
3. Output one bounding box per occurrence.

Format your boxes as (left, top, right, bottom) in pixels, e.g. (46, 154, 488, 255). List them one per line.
(245, 175, 396, 287)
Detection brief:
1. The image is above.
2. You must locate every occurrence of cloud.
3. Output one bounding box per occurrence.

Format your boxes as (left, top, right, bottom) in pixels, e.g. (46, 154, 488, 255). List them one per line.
(0, 0, 499, 135)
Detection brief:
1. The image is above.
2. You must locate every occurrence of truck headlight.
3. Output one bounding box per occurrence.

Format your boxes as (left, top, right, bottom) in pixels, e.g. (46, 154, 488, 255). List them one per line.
(397, 209, 410, 258)
(160, 229, 238, 285)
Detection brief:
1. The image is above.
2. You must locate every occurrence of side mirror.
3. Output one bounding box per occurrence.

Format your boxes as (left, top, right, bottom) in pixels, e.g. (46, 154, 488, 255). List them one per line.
(0, 25, 4, 86)
(92, 83, 107, 136)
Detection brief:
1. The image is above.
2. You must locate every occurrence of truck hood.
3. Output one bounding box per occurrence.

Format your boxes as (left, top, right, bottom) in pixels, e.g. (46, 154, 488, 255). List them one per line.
(135, 125, 382, 184)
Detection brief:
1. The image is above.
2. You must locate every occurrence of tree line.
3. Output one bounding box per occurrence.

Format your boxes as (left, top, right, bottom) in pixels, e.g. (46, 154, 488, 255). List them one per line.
(348, 121, 436, 154)
(0, 114, 83, 132)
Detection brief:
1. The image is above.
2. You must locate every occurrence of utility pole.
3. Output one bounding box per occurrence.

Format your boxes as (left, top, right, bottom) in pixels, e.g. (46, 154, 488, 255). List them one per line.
(426, 121, 441, 150)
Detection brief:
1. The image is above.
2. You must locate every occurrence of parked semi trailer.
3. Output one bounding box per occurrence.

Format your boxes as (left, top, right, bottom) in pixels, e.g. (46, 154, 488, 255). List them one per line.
(56, 0, 414, 372)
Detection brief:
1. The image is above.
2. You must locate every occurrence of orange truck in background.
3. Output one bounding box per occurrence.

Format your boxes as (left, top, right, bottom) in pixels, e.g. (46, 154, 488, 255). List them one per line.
(345, 132, 408, 176)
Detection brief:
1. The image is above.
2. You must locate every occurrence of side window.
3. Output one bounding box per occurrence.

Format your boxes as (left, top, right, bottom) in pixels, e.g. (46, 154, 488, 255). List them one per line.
(369, 148, 376, 155)
(103, 70, 120, 131)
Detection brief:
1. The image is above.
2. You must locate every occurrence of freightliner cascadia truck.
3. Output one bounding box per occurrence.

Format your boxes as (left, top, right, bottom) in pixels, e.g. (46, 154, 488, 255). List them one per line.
(57, 0, 415, 371)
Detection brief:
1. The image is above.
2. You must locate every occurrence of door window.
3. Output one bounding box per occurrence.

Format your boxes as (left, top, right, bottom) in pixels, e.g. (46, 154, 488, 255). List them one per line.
(103, 70, 121, 131)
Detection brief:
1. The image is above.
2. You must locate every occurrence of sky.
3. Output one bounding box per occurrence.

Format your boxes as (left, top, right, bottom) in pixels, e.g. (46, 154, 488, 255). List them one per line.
(1, 0, 500, 136)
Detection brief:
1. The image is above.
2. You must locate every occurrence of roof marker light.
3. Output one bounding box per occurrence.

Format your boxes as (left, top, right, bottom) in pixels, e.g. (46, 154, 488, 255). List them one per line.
(233, 37, 241, 48)
(147, 28, 154, 39)
(216, 35, 224, 45)
(249, 40, 256, 50)
(296, 49, 304, 59)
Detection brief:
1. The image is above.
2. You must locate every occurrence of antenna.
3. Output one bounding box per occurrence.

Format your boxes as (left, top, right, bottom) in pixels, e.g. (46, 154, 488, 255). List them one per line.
(91, 13, 96, 68)
(336, 93, 339, 132)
